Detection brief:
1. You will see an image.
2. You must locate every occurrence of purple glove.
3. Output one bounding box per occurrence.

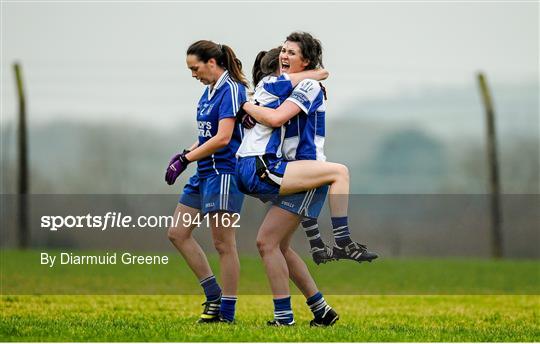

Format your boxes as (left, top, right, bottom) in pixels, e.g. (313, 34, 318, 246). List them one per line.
(165, 151, 191, 185)
(167, 149, 190, 166)
(241, 114, 258, 129)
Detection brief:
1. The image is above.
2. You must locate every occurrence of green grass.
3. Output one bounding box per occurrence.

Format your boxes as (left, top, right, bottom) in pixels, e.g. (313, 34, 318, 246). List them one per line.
(1, 250, 539, 294)
(1, 250, 539, 341)
(1, 295, 539, 341)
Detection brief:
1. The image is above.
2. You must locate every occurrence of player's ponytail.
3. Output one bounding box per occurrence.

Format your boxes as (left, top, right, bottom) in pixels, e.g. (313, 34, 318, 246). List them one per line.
(187, 40, 248, 87)
(252, 50, 267, 88)
(219, 44, 248, 87)
(252, 46, 282, 88)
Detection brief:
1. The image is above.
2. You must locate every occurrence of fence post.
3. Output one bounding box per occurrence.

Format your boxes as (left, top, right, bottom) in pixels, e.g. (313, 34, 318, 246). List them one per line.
(14, 62, 29, 249)
(477, 72, 503, 258)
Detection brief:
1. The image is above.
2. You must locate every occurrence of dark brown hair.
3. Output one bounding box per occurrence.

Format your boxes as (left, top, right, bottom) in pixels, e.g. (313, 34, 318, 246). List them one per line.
(285, 31, 323, 70)
(252, 46, 281, 88)
(187, 40, 248, 87)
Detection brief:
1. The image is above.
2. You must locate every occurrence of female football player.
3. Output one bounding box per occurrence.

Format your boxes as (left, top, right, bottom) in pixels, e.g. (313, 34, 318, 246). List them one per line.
(245, 44, 380, 265)
(236, 32, 377, 326)
(238, 47, 334, 265)
(165, 40, 247, 323)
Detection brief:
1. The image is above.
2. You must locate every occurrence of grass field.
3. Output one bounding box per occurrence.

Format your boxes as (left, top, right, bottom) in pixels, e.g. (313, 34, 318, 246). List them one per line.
(2, 250, 539, 294)
(1, 250, 539, 341)
(2, 295, 539, 341)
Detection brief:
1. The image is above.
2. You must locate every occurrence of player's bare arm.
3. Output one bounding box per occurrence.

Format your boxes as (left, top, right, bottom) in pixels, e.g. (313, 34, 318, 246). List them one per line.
(242, 101, 301, 128)
(288, 69, 328, 87)
(187, 140, 199, 151)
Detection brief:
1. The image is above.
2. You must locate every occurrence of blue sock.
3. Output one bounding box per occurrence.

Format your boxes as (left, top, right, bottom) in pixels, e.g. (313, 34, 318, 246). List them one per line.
(220, 296, 237, 322)
(302, 218, 325, 249)
(332, 216, 352, 248)
(306, 291, 329, 318)
(199, 275, 222, 302)
(273, 296, 294, 324)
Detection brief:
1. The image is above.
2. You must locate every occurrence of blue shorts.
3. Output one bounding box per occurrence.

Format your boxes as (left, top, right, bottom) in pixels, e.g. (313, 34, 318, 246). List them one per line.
(236, 156, 288, 203)
(236, 156, 328, 218)
(272, 185, 329, 219)
(179, 173, 244, 214)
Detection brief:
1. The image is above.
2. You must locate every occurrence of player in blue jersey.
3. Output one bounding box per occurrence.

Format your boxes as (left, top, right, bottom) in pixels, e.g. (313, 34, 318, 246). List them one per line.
(165, 40, 247, 324)
(238, 37, 378, 264)
(237, 47, 333, 265)
(236, 32, 377, 326)
(241, 45, 339, 327)
(251, 46, 380, 266)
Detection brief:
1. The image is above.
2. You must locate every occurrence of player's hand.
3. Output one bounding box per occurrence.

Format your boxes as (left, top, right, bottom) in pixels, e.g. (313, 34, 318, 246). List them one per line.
(167, 153, 181, 167)
(236, 101, 247, 121)
(167, 149, 190, 166)
(165, 152, 191, 185)
(241, 114, 257, 129)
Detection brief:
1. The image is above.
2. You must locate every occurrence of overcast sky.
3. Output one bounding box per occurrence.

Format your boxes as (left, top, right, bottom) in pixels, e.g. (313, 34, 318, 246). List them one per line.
(1, 1, 538, 129)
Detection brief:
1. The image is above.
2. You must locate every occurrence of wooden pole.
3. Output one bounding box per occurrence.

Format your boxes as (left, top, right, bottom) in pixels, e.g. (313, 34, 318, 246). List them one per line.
(14, 62, 29, 249)
(477, 72, 503, 258)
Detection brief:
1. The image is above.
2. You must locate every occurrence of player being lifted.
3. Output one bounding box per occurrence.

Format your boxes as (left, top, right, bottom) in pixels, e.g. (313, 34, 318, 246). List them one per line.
(235, 32, 377, 327)
(237, 37, 378, 265)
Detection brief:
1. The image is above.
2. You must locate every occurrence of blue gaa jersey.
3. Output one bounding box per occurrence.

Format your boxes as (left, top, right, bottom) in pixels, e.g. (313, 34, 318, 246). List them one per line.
(196, 70, 247, 177)
(236, 73, 293, 159)
(282, 79, 327, 161)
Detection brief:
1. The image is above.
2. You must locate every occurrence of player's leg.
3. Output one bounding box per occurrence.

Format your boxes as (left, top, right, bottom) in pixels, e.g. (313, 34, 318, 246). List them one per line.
(279, 160, 349, 217)
(167, 203, 213, 279)
(301, 218, 325, 250)
(280, 161, 378, 263)
(256, 206, 298, 326)
(167, 203, 223, 322)
(202, 173, 244, 323)
(168, 175, 223, 323)
(260, 157, 377, 264)
(279, 228, 318, 298)
(274, 186, 333, 264)
(280, 231, 339, 327)
(210, 211, 240, 323)
(280, 161, 352, 256)
(301, 218, 333, 264)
